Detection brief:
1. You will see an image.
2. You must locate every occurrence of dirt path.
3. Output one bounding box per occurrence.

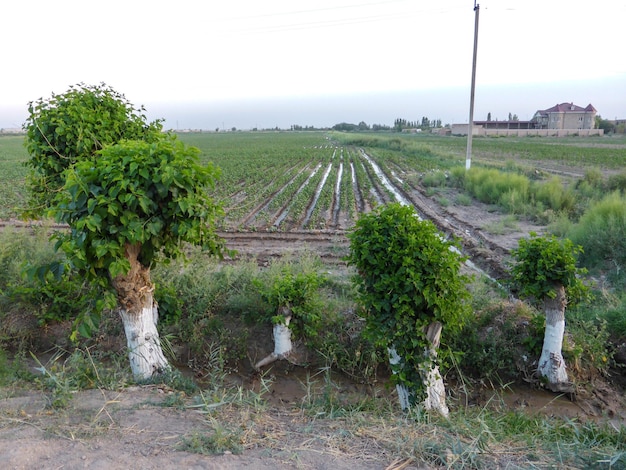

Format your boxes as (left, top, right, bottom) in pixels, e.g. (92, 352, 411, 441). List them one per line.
(0, 386, 392, 470)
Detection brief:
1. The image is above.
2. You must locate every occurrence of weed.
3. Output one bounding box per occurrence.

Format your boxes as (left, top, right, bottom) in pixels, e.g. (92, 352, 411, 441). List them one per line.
(421, 171, 447, 188)
(178, 418, 243, 455)
(138, 367, 199, 395)
(568, 191, 626, 269)
(484, 214, 518, 234)
(454, 193, 473, 206)
(436, 196, 450, 207)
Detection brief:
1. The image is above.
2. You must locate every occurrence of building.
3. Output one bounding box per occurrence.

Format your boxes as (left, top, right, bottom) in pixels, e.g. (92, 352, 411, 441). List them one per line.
(532, 102, 597, 130)
(451, 102, 601, 137)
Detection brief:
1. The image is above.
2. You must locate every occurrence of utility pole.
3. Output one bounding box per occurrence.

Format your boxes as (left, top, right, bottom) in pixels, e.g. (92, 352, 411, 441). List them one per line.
(466, 1, 480, 170)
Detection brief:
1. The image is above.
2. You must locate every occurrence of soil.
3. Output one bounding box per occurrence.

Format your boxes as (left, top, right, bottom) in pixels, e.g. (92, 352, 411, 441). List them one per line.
(1, 151, 625, 469)
(0, 384, 394, 470)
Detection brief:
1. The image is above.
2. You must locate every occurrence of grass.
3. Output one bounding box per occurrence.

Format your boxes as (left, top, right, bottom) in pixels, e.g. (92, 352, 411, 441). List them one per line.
(483, 214, 519, 235)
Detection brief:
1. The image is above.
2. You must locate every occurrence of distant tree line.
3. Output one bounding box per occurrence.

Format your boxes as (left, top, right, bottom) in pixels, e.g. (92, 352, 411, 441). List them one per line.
(393, 117, 442, 132)
(486, 112, 519, 122)
(327, 117, 443, 133)
(596, 116, 626, 134)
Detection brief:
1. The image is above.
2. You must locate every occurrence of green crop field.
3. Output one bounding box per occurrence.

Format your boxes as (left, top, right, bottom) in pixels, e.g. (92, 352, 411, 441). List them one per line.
(2, 131, 626, 227)
(0, 136, 29, 219)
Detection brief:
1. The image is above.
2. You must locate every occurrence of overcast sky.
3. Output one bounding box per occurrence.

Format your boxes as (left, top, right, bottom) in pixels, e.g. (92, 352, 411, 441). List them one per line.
(2, 0, 625, 129)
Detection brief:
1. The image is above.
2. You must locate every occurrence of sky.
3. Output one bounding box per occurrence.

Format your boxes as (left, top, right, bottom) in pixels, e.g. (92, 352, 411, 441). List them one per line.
(1, 0, 625, 130)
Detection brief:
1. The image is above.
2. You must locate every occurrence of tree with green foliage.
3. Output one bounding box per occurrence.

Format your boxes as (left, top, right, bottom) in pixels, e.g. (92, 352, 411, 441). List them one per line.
(595, 115, 615, 134)
(52, 138, 225, 379)
(347, 203, 471, 415)
(24, 85, 226, 380)
(511, 233, 590, 391)
(253, 267, 324, 370)
(23, 83, 163, 216)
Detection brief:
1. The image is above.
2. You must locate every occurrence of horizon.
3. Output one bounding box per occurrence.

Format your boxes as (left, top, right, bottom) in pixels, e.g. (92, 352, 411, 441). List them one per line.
(3, 76, 623, 132)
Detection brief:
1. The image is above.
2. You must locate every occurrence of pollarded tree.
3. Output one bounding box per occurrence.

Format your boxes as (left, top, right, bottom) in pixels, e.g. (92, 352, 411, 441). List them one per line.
(511, 233, 590, 392)
(50, 138, 226, 379)
(346, 203, 471, 415)
(253, 267, 324, 370)
(23, 83, 163, 215)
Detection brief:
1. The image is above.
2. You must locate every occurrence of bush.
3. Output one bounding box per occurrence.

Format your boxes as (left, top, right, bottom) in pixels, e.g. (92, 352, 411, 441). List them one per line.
(607, 170, 626, 192)
(567, 191, 626, 268)
(347, 203, 471, 403)
(0, 228, 99, 334)
(253, 256, 326, 343)
(421, 171, 447, 188)
(464, 168, 530, 207)
(152, 252, 259, 365)
(532, 177, 575, 213)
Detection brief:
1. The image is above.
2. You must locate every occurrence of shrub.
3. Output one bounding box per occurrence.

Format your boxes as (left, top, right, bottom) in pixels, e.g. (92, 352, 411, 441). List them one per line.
(533, 177, 575, 213)
(251, 252, 328, 345)
(607, 170, 626, 192)
(0, 228, 99, 335)
(454, 193, 473, 206)
(421, 171, 447, 188)
(347, 203, 471, 405)
(567, 191, 626, 268)
(464, 168, 530, 206)
(510, 233, 589, 308)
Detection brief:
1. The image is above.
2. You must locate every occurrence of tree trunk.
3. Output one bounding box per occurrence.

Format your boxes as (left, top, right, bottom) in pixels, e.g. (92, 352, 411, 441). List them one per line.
(388, 347, 411, 411)
(538, 283, 570, 391)
(254, 306, 293, 370)
(113, 243, 170, 380)
(420, 321, 449, 417)
(388, 322, 449, 417)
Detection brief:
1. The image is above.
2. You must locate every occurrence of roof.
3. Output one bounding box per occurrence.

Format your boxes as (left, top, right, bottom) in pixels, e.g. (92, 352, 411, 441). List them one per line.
(538, 102, 596, 114)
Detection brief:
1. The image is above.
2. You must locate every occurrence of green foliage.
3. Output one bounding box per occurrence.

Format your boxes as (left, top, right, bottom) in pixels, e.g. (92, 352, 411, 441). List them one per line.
(463, 168, 530, 207)
(607, 169, 626, 192)
(138, 367, 199, 395)
(253, 255, 326, 342)
(32, 349, 131, 408)
(23, 83, 163, 215)
(511, 233, 590, 306)
(152, 253, 258, 365)
(0, 136, 29, 219)
(346, 203, 471, 402)
(532, 176, 575, 213)
(421, 171, 447, 188)
(567, 191, 626, 269)
(0, 228, 107, 341)
(454, 193, 473, 206)
(178, 421, 243, 455)
(51, 137, 226, 284)
(16, 264, 101, 327)
(564, 315, 612, 375)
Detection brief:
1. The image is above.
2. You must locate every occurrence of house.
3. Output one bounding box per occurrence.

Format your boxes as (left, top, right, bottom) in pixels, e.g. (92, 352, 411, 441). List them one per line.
(532, 102, 597, 130)
(451, 102, 602, 137)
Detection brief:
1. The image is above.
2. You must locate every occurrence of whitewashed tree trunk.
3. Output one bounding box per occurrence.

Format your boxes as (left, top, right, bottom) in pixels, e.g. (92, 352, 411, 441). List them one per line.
(388, 347, 411, 410)
(538, 284, 570, 391)
(388, 322, 449, 417)
(420, 322, 449, 417)
(118, 296, 169, 380)
(255, 306, 293, 370)
(113, 243, 170, 380)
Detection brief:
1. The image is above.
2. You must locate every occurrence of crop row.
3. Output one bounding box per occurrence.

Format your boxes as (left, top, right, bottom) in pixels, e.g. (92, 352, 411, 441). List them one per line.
(180, 133, 404, 232)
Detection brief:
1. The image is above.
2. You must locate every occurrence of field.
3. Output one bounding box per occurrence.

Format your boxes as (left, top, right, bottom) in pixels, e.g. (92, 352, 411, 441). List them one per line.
(1, 132, 626, 468)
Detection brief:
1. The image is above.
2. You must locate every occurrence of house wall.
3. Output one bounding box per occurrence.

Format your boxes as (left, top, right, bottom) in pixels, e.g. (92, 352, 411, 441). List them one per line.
(451, 125, 603, 137)
(548, 111, 596, 130)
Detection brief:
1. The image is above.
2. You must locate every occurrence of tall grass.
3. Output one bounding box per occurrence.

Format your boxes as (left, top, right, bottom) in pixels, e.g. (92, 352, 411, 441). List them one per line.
(567, 191, 626, 268)
(462, 168, 530, 213)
